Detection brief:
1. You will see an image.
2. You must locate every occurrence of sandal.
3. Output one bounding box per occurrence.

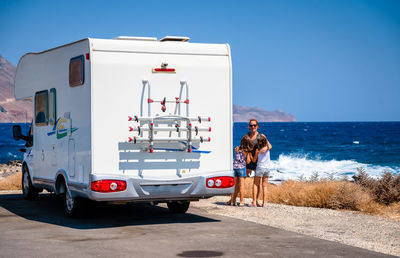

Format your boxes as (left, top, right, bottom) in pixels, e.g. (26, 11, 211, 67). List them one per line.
(248, 203, 257, 207)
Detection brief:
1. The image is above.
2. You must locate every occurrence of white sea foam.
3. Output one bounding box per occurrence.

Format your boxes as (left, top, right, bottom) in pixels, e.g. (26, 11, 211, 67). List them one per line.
(268, 154, 399, 182)
(7, 152, 18, 159)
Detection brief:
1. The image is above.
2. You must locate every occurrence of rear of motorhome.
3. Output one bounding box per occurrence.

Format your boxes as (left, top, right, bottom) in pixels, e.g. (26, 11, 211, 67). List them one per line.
(12, 36, 234, 216)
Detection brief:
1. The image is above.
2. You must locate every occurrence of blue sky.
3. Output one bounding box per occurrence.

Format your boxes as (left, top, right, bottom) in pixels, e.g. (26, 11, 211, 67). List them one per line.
(1, 0, 399, 121)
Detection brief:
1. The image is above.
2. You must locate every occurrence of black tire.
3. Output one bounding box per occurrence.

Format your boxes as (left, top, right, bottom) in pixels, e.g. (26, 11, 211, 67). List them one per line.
(167, 201, 190, 214)
(21, 166, 38, 200)
(63, 185, 85, 218)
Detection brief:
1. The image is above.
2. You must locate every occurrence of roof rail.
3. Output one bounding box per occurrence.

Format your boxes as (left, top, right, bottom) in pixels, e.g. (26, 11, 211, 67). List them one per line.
(114, 36, 157, 41)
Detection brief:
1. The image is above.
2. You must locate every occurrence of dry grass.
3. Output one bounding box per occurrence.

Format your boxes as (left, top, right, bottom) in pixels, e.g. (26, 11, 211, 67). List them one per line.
(240, 177, 400, 220)
(0, 172, 21, 190)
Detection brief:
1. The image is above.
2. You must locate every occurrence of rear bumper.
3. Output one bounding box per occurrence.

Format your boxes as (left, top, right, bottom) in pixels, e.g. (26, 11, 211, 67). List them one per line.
(85, 171, 234, 202)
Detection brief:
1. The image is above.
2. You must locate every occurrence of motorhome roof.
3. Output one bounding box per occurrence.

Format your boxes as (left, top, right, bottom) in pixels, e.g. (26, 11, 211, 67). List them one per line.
(90, 38, 228, 56)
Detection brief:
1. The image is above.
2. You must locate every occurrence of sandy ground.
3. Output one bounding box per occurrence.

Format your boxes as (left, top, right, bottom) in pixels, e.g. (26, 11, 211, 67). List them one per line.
(192, 196, 400, 257)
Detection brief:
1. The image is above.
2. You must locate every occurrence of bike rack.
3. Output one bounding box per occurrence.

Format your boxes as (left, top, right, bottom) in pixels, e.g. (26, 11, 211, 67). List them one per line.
(129, 80, 211, 153)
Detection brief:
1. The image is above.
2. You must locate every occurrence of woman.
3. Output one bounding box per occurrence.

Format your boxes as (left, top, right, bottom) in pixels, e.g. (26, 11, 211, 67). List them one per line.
(244, 119, 263, 176)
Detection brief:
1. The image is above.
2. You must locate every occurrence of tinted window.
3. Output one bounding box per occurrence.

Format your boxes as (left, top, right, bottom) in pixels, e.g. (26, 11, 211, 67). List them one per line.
(35, 90, 48, 126)
(69, 55, 84, 87)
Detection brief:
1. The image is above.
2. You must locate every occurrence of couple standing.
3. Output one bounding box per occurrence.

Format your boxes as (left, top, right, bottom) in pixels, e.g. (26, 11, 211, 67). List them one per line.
(229, 118, 272, 207)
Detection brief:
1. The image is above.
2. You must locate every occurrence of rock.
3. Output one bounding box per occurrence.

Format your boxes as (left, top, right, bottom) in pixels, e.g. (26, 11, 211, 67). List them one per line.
(233, 105, 296, 122)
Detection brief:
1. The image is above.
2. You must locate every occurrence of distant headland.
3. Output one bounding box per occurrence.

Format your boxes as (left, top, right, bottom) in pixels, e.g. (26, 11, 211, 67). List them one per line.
(233, 105, 296, 122)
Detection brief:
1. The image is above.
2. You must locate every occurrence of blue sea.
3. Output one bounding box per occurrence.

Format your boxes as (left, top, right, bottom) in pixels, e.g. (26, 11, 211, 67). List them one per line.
(1, 122, 399, 180)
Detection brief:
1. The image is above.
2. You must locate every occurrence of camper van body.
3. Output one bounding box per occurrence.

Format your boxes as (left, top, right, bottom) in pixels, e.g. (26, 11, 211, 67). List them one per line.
(14, 37, 233, 213)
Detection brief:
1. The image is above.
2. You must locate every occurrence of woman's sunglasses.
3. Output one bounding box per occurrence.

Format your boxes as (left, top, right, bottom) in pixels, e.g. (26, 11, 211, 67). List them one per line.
(249, 124, 258, 128)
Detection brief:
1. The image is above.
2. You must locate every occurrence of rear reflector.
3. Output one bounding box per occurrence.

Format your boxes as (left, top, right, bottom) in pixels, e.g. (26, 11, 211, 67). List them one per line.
(206, 176, 234, 188)
(91, 180, 127, 193)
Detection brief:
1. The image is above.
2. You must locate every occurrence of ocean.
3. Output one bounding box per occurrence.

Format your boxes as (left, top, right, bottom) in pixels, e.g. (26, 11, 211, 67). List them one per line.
(1, 122, 399, 180)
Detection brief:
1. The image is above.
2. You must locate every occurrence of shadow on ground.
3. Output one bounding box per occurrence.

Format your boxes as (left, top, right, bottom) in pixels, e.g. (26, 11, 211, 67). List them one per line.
(0, 193, 219, 230)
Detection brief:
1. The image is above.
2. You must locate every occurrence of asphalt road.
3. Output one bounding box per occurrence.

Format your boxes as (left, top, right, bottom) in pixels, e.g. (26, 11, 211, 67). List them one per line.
(0, 193, 395, 258)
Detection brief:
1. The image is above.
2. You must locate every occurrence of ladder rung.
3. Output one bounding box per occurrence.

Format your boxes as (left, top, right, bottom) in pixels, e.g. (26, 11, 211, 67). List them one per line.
(128, 137, 211, 143)
(130, 116, 211, 123)
(129, 126, 211, 132)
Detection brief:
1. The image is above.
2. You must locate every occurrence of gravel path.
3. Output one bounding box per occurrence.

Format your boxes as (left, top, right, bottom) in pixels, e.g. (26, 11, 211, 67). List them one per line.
(191, 196, 400, 257)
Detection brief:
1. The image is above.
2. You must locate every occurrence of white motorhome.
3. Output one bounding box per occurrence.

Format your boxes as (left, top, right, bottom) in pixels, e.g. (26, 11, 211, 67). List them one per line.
(13, 36, 234, 216)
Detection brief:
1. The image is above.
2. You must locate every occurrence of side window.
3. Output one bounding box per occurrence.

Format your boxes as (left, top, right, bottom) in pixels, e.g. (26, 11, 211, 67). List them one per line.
(35, 90, 48, 126)
(69, 55, 84, 87)
(49, 88, 56, 125)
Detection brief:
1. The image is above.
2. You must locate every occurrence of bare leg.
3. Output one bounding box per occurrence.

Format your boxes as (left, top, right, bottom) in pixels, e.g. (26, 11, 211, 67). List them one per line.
(257, 178, 262, 204)
(262, 176, 269, 206)
(230, 177, 240, 205)
(239, 177, 245, 205)
(246, 169, 251, 177)
(252, 176, 261, 206)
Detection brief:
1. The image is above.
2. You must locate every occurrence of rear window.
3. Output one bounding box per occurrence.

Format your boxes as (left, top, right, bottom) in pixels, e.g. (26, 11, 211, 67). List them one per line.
(69, 55, 84, 87)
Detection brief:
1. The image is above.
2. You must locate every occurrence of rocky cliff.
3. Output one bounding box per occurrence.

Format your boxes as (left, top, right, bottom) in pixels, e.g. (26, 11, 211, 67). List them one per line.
(0, 55, 32, 123)
(233, 105, 296, 122)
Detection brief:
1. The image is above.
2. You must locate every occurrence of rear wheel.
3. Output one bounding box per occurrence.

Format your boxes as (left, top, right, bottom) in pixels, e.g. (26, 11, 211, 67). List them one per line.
(63, 184, 85, 217)
(167, 201, 190, 214)
(21, 166, 38, 200)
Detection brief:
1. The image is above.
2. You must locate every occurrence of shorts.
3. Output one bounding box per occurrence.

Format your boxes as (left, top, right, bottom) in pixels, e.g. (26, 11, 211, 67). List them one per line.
(255, 167, 270, 177)
(233, 168, 246, 177)
(246, 161, 257, 171)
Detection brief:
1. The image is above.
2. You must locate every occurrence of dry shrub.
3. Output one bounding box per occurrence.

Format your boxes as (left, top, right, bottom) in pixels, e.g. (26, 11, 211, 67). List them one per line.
(0, 172, 22, 190)
(329, 181, 374, 210)
(353, 170, 400, 205)
(266, 180, 363, 209)
(239, 173, 400, 220)
(243, 179, 376, 211)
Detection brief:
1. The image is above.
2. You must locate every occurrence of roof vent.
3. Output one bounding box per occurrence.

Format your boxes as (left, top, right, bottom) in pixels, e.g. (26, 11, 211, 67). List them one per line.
(114, 36, 157, 41)
(160, 36, 190, 42)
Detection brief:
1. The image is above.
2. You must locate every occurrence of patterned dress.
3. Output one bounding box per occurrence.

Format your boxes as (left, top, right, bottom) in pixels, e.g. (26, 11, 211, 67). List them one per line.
(233, 150, 246, 169)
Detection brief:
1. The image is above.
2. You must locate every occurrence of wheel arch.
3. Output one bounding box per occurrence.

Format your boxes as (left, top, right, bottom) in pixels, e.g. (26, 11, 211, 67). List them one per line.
(22, 161, 32, 179)
(55, 170, 68, 195)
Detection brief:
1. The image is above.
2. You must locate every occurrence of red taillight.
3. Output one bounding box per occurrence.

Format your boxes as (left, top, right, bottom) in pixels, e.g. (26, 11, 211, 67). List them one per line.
(86, 53, 90, 60)
(206, 177, 234, 188)
(153, 68, 175, 72)
(91, 180, 127, 193)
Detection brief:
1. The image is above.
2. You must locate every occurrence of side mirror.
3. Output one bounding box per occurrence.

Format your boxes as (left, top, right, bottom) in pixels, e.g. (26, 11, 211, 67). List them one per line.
(13, 125, 22, 141)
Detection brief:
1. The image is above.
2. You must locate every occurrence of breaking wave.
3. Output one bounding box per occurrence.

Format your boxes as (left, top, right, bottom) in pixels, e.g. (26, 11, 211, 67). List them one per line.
(268, 153, 400, 182)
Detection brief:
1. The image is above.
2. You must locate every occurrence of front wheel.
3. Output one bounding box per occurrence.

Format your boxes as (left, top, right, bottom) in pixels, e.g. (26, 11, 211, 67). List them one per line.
(64, 187, 85, 217)
(167, 201, 190, 214)
(22, 166, 38, 200)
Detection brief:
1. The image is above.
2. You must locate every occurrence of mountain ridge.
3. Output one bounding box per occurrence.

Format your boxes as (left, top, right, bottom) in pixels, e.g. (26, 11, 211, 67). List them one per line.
(0, 54, 32, 123)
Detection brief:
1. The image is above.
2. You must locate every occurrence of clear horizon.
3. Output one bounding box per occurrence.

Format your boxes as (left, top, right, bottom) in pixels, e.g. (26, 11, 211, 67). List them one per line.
(1, 0, 399, 122)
